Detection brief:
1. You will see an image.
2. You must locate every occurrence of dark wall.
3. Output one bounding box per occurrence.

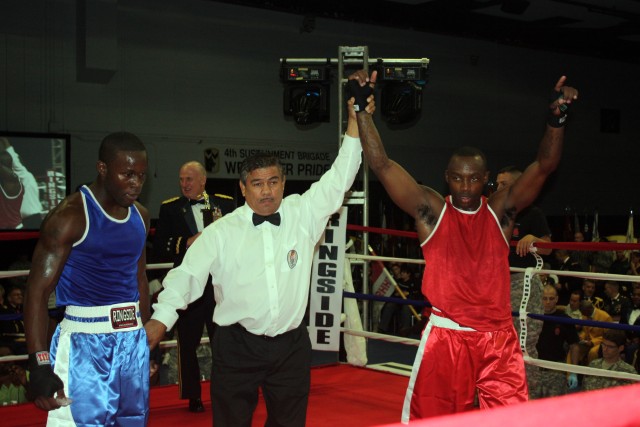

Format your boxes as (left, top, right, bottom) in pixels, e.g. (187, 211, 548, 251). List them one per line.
(1, 0, 639, 219)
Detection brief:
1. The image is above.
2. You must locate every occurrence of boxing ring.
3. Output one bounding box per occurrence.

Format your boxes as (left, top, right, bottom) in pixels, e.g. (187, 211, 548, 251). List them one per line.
(2, 226, 640, 426)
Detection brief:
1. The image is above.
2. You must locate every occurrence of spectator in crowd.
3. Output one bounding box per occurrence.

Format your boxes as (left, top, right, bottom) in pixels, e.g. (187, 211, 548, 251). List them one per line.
(561, 290, 585, 348)
(569, 231, 590, 271)
(0, 285, 26, 355)
(564, 290, 584, 321)
(583, 329, 637, 391)
(553, 249, 583, 305)
(534, 285, 580, 398)
(1, 285, 12, 356)
(578, 299, 613, 364)
(619, 286, 640, 363)
(602, 280, 632, 322)
(379, 263, 420, 336)
(620, 286, 640, 326)
(609, 250, 630, 276)
(153, 160, 235, 413)
(538, 263, 558, 288)
(590, 237, 614, 273)
(389, 262, 402, 281)
(582, 278, 604, 309)
(495, 166, 552, 262)
(0, 362, 28, 405)
(628, 251, 640, 277)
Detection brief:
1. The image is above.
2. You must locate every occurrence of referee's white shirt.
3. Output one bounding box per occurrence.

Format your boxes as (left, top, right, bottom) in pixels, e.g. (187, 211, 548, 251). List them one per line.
(152, 135, 362, 337)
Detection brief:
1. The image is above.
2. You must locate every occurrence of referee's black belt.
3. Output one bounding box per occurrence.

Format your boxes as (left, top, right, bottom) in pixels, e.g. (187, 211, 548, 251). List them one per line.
(231, 322, 302, 340)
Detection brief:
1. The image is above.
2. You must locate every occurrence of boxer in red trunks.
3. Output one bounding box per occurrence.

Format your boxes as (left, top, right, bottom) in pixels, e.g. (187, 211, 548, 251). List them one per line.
(350, 70, 579, 423)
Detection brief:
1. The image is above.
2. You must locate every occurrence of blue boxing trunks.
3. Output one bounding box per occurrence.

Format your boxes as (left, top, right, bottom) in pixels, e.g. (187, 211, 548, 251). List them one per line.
(47, 302, 149, 427)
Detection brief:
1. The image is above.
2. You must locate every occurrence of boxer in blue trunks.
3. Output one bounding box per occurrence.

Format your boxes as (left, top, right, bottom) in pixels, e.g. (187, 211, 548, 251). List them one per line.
(24, 132, 151, 426)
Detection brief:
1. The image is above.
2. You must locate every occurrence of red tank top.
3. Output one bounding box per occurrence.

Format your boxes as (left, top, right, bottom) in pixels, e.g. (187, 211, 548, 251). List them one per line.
(421, 196, 512, 331)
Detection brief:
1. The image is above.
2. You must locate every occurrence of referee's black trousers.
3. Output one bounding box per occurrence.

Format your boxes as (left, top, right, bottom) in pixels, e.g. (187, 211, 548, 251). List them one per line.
(211, 322, 312, 427)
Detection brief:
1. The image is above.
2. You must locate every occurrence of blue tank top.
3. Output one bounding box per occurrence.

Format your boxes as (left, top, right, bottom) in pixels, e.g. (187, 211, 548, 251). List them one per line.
(56, 186, 146, 307)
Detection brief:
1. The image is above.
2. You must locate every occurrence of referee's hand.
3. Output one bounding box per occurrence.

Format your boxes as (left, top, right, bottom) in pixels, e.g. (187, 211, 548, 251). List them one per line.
(145, 319, 168, 350)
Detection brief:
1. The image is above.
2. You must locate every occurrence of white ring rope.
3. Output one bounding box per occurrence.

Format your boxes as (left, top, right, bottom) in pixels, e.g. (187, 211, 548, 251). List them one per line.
(345, 253, 425, 265)
(340, 327, 420, 347)
(523, 355, 640, 380)
(510, 267, 640, 283)
(2, 248, 640, 383)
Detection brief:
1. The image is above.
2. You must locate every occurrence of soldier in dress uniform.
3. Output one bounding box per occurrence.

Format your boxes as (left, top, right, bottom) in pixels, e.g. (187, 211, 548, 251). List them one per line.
(154, 160, 235, 412)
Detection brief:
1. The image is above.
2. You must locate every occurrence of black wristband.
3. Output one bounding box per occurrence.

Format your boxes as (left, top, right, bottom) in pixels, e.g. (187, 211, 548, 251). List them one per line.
(548, 90, 570, 127)
(28, 351, 52, 369)
(547, 112, 568, 128)
(346, 79, 373, 113)
(28, 351, 64, 399)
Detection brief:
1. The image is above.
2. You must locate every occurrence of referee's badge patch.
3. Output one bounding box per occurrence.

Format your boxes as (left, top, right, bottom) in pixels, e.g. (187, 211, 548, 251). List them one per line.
(287, 250, 298, 269)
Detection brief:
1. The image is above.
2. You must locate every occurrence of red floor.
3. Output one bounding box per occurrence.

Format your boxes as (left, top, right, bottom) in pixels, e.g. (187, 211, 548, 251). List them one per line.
(3, 364, 409, 427)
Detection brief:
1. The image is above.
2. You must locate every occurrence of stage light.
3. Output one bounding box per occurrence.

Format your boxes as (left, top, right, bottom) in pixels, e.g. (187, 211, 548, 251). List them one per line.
(281, 64, 330, 125)
(282, 83, 330, 125)
(374, 63, 427, 125)
(378, 65, 427, 82)
(380, 81, 423, 125)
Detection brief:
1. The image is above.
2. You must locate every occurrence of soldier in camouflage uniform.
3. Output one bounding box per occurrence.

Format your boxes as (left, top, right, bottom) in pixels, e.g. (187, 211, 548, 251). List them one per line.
(162, 336, 212, 386)
(583, 329, 637, 391)
(497, 166, 552, 398)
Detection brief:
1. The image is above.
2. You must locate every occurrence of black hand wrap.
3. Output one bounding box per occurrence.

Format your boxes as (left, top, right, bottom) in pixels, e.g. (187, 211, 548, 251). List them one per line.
(346, 79, 373, 113)
(28, 351, 64, 399)
(548, 90, 569, 128)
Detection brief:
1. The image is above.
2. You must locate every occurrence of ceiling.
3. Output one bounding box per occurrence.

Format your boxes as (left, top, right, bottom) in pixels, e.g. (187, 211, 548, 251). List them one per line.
(210, 0, 640, 64)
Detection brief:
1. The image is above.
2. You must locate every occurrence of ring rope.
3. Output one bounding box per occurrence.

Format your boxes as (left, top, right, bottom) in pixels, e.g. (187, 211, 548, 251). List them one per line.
(2, 226, 640, 387)
(510, 266, 640, 283)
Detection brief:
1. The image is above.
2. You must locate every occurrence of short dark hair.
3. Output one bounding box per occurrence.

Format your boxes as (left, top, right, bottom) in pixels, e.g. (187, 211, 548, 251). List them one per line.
(450, 146, 487, 169)
(579, 299, 594, 312)
(98, 132, 146, 164)
(239, 153, 283, 183)
(497, 165, 522, 175)
(400, 264, 414, 275)
(6, 285, 23, 297)
(605, 280, 620, 290)
(603, 329, 626, 347)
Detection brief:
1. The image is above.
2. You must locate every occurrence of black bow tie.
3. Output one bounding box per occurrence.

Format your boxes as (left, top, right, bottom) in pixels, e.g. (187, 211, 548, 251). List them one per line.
(252, 212, 281, 226)
(189, 199, 205, 206)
